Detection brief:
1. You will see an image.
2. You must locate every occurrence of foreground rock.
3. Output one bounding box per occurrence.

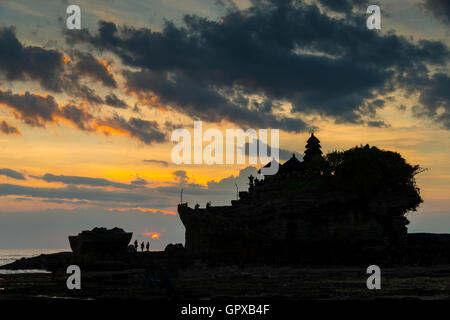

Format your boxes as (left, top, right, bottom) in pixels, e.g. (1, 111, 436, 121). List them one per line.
(69, 227, 132, 258)
(0, 252, 73, 271)
(1, 264, 450, 300)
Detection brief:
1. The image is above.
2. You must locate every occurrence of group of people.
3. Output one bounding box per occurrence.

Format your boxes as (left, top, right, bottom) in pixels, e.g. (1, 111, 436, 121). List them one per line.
(134, 240, 150, 252)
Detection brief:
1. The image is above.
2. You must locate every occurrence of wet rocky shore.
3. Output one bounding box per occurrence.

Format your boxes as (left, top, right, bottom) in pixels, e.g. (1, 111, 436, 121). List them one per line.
(1, 230, 449, 300)
(1, 263, 450, 300)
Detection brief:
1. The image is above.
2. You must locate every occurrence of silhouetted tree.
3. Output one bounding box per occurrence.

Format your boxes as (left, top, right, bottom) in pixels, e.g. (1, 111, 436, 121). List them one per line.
(326, 145, 423, 212)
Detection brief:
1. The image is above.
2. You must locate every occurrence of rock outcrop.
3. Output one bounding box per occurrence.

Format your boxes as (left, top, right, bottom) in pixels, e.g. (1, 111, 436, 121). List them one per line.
(69, 227, 132, 258)
(178, 134, 425, 264)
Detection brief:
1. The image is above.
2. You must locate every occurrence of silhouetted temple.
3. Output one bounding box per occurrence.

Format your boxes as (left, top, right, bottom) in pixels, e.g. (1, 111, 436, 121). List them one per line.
(178, 134, 415, 264)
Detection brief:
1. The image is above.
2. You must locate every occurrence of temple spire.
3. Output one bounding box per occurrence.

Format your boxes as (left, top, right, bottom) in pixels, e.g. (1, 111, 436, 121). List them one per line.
(303, 132, 323, 163)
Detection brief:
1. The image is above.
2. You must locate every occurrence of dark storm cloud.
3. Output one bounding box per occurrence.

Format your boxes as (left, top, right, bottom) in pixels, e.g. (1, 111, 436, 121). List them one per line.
(85, 112, 167, 145)
(105, 93, 129, 109)
(96, 114, 167, 144)
(243, 140, 301, 160)
(317, 0, 367, 13)
(131, 176, 148, 186)
(64, 0, 449, 129)
(58, 103, 94, 130)
(0, 88, 167, 144)
(70, 50, 117, 88)
(60, 78, 105, 105)
(0, 168, 26, 180)
(366, 120, 390, 128)
(0, 27, 114, 105)
(215, 0, 239, 12)
(156, 184, 206, 196)
(54, 109, 168, 145)
(0, 120, 20, 135)
(206, 166, 262, 193)
(0, 183, 152, 202)
(0, 27, 64, 91)
(142, 159, 169, 167)
(166, 171, 210, 195)
(42, 199, 90, 205)
(173, 170, 189, 184)
(420, 0, 450, 25)
(123, 69, 308, 132)
(0, 89, 92, 129)
(36, 173, 138, 189)
(412, 73, 450, 129)
(0, 89, 58, 127)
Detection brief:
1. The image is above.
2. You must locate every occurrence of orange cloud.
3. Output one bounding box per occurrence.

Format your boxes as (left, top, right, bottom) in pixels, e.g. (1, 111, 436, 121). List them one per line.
(0, 120, 21, 135)
(92, 120, 130, 137)
(107, 207, 177, 215)
(97, 59, 109, 68)
(124, 87, 167, 111)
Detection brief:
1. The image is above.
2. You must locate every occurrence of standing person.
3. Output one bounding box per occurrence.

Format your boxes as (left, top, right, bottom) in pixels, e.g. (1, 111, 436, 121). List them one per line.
(141, 241, 144, 252)
(134, 240, 138, 251)
(146, 241, 150, 252)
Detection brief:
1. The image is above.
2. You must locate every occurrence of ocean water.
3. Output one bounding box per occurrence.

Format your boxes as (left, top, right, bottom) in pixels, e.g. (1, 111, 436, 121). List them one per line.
(0, 249, 65, 274)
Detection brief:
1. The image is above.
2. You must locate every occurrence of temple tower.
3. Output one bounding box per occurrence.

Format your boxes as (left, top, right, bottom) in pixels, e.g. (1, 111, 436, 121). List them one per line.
(303, 133, 323, 163)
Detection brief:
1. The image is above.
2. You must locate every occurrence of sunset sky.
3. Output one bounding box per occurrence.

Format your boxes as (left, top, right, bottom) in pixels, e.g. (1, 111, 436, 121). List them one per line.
(0, 0, 449, 249)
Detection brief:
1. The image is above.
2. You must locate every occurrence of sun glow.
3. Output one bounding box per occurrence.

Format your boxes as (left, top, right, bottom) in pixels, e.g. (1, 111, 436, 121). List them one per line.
(143, 232, 161, 239)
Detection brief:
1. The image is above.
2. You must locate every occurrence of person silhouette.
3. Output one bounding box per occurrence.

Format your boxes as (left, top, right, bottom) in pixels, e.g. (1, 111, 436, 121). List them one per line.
(141, 241, 145, 252)
(146, 241, 150, 252)
(134, 240, 138, 251)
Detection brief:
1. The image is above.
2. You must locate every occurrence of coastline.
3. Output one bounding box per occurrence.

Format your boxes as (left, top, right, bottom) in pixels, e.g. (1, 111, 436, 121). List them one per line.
(1, 264, 450, 300)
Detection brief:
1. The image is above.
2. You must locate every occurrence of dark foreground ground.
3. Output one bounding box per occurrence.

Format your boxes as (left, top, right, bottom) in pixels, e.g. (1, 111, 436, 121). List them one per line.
(1, 264, 450, 300)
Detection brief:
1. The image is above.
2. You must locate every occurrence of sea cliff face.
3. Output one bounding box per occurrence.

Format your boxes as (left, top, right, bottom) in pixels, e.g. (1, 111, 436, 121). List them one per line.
(178, 179, 418, 264)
